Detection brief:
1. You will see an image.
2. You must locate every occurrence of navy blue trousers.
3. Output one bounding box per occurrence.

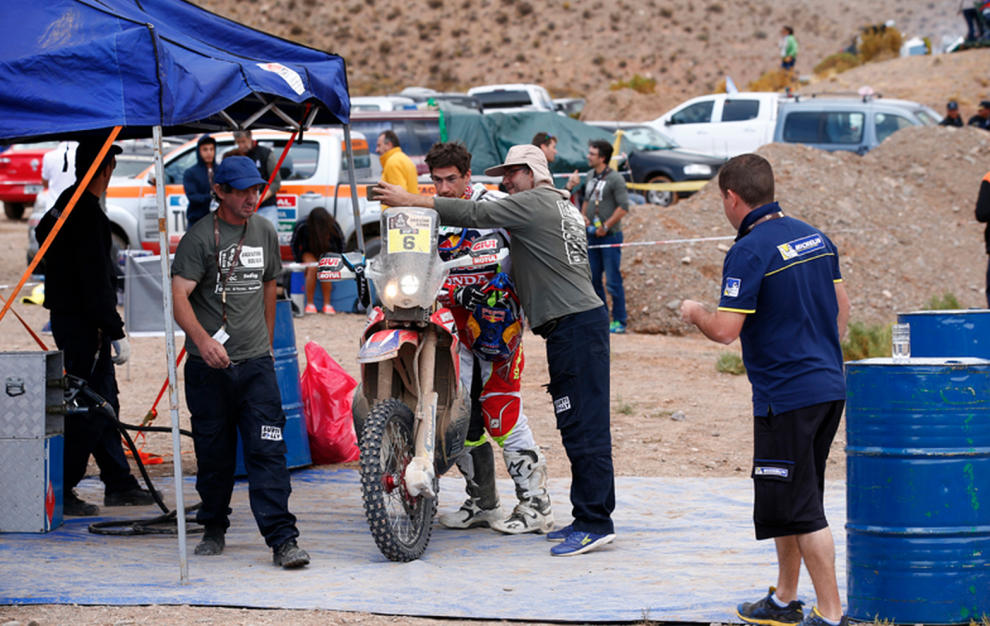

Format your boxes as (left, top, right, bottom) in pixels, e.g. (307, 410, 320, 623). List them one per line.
(543, 305, 616, 534)
(185, 355, 298, 548)
(51, 311, 140, 496)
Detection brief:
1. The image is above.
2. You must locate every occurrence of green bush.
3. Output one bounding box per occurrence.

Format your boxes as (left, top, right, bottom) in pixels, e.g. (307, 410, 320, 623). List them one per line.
(716, 352, 746, 375)
(813, 51, 861, 77)
(925, 292, 960, 310)
(859, 26, 903, 63)
(842, 321, 891, 361)
(609, 74, 656, 94)
(746, 68, 799, 92)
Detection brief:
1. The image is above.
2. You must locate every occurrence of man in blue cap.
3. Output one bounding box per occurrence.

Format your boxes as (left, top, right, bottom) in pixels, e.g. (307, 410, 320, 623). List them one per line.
(171, 155, 310, 569)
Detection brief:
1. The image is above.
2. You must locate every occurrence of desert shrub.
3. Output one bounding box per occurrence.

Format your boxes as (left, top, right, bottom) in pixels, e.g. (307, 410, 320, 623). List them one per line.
(813, 51, 861, 77)
(746, 68, 798, 92)
(859, 26, 902, 62)
(716, 352, 745, 375)
(610, 74, 656, 94)
(842, 321, 891, 361)
(925, 292, 961, 310)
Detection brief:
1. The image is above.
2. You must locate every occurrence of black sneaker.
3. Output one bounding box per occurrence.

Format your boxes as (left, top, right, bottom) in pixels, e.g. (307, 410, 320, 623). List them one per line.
(273, 540, 310, 569)
(64, 491, 99, 517)
(737, 587, 805, 626)
(194, 527, 225, 556)
(104, 486, 158, 506)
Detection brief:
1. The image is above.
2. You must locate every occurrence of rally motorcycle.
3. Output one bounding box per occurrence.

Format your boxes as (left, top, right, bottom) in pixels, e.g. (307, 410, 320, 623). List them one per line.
(319, 207, 507, 561)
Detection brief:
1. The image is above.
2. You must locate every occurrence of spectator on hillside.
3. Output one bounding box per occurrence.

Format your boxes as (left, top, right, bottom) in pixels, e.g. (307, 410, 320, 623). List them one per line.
(780, 26, 798, 71)
(961, 0, 986, 41)
(968, 100, 990, 130)
(940, 101, 964, 127)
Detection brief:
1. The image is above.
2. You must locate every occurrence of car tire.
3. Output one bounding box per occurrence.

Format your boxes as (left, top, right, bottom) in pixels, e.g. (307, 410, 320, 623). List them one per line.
(4, 202, 26, 220)
(645, 175, 677, 208)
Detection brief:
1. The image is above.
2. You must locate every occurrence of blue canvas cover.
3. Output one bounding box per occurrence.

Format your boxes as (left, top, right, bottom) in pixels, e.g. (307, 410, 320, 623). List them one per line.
(0, 0, 350, 142)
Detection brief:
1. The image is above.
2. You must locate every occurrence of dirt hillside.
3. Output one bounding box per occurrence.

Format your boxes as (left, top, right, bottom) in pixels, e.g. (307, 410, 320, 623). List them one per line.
(624, 125, 990, 333)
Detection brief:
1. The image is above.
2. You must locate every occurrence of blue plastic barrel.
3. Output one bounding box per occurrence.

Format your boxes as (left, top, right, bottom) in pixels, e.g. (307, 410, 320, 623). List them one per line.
(845, 358, 990, 624)
(234, 299, 311, 475)
(898, 309, 990, 358)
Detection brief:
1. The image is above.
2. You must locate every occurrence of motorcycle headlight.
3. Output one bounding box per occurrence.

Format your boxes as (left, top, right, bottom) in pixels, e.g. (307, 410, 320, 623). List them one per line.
(383, 281, 399, 302)
(399, 274, 421, 296)
(683, 163, 712, 176)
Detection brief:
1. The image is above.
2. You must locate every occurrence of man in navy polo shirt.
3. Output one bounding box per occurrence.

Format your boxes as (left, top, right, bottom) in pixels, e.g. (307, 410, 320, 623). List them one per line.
(680, 154, 850, 626)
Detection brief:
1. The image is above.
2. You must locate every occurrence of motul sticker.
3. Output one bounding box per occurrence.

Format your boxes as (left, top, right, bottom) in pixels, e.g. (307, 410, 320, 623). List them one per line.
(260, 425, 283, 441)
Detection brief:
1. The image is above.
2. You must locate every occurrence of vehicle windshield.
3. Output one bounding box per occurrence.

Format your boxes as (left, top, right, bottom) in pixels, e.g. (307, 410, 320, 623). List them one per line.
(914, 109, 939, 126)
(369, 207, 448, 311)
(113, 157, 154, 179)
(473, 90, 532, 109)
(620, 126, 678, 151)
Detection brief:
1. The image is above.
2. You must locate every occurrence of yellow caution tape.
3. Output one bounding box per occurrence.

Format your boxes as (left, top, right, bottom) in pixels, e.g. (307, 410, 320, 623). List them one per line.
(627, 180, 709, 192)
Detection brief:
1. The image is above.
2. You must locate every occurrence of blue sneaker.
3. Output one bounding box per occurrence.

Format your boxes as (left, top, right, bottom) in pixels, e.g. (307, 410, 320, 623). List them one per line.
(798, 607, 848, 626)
(546, 524, 573, 542)
(736, 587, 804, 626)
(549, 529, 615, 556)
(609, 321, 627, 334)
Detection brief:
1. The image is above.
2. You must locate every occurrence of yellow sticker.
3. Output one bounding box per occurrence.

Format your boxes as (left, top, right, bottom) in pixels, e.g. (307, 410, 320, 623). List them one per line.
(386, 212, 433, 254)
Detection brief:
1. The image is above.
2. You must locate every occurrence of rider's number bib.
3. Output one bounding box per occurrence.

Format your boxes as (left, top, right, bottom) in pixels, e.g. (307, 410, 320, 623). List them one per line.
(386, 212, 433, 254)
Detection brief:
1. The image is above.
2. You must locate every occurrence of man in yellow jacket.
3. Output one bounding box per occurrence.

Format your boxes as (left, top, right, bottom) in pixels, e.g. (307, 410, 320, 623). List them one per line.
(376, 130, 419, 196)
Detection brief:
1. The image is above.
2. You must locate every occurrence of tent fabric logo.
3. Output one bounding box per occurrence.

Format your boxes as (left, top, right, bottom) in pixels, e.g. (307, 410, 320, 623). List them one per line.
(257, 62, 304, 96)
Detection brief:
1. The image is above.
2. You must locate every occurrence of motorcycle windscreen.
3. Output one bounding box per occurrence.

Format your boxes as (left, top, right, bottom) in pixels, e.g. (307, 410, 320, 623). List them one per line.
(372, 207, 448, 310)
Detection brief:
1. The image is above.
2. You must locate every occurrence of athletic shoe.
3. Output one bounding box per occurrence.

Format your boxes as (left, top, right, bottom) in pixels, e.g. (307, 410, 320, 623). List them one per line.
(491, 497, 554, 535)
(736, 587, 805, 626)
(546, 524, 573, 542)
(63, 491, 99, 517)
(104, 486, 158, 506)
(609, 321, 627, 334)
(321, 304, 336, 315)
(194, 527, 225, 556)
(304, 304, 317, 314)
(798, 607, 848, 626)
(273, 540, 310, 568)
(439, 498, 502, 529)
(549, 529, 615, 556)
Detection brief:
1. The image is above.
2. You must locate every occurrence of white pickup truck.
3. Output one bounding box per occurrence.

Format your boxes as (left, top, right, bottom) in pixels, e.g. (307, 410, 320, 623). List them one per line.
(104, 128, 383, 259)
(648, 92, 781, 159)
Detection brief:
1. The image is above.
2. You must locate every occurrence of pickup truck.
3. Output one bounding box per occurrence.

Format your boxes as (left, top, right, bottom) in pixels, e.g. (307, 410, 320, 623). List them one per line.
(647, 92, 781, 159)
(103, 128, 383, 259)
(467, 83, 558, 114)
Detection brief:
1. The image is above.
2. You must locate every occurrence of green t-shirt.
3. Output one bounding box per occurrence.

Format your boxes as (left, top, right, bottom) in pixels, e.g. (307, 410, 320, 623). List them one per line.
(171, 213, 282, 361)
(581, 167, 629, 233)
(434, 187, 603, 328)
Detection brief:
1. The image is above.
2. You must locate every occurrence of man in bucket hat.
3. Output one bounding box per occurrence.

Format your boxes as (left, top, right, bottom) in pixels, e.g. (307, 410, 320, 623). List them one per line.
(374, 144, 616, 556)
(171, 155, 310, 569)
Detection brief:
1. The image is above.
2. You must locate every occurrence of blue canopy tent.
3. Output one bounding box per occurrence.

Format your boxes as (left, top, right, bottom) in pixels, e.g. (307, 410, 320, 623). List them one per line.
(0, 0, 355, 582)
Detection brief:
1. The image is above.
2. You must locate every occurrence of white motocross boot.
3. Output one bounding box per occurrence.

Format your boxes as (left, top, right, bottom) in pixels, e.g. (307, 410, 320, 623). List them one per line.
(439, 441, 502, 529)
(491, 447, 554, 535)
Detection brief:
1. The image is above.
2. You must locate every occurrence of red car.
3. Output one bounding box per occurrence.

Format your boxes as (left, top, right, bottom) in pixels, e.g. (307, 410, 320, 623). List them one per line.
(0, 141, 57, 220)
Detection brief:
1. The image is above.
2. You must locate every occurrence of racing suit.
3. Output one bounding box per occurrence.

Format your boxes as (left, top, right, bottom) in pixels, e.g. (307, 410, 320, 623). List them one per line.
(437, 183, 553, 535)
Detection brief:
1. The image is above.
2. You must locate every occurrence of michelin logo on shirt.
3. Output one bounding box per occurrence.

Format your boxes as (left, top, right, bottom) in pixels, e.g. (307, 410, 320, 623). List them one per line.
(777, 234, 824, 260)
(723, 277, 741, 298)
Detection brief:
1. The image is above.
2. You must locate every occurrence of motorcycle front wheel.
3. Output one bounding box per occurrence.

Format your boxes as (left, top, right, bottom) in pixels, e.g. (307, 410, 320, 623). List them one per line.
(359, 398, 436, 562)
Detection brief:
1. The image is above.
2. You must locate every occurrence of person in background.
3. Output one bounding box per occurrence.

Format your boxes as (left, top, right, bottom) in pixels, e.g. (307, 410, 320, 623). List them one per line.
(681, 153, 850, 626)
(171, 156, 310, 569)
(36, 136, 156, 516)
(780, 26, 798, 71)
(974, 168, 990, 307)
(376, 130, 418, 196)
(534, 131, 581, 194)
(41, 141, 77, 211)
(290, 207, 343, 314)
(967, 100, 990, 130)
(939, 101, 964, 127)
(183, 135, 217, 227)
(572, 139, 630, 334)
(225, 130, 281, 229)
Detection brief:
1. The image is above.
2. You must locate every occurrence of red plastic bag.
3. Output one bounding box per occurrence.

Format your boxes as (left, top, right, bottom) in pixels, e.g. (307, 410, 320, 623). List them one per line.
(300, 341, 360, 464)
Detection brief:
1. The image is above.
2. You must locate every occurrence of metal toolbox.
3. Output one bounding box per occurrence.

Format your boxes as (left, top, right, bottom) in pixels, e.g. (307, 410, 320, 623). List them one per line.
(0, 351, 64, 439)
(0, 434, 63, 532)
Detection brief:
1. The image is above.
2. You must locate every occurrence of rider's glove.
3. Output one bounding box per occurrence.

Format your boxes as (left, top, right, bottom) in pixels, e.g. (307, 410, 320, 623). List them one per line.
(110, 338, 130, 365)
(453, 285, 486, 309)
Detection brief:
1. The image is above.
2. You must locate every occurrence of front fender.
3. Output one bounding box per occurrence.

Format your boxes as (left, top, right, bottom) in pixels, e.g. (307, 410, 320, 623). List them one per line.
(357, 329, 420, 364)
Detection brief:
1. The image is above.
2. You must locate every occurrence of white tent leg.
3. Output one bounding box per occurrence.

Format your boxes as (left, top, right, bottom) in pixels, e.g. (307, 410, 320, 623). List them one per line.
(154, 125, 189, 583)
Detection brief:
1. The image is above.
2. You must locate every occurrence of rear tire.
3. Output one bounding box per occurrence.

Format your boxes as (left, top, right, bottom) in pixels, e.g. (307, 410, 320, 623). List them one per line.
(359, 398, 435, 562)
(4, 202, 25, 220)
(645, 174, 678, 207)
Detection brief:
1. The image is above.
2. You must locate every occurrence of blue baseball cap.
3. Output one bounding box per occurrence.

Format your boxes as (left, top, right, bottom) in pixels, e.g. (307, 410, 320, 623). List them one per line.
(215, 155, 266, 189)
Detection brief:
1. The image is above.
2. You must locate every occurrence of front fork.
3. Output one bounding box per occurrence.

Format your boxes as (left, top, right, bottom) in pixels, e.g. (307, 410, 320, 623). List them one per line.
(404, 326, 438, 498)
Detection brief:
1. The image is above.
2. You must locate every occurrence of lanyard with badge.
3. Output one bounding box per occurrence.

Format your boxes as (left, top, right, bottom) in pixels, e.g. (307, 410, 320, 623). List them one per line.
(586, 167, 611, 214)
(212, 212, 247, 344)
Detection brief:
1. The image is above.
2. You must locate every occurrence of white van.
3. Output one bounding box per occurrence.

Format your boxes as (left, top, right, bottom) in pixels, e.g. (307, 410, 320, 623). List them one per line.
(648, 92, 781, 159)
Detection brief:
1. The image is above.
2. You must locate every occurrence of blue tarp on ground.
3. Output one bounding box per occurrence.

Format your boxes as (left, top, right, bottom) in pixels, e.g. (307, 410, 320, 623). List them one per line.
(0, 0, 350, 143)
(0, 470, 847, 623)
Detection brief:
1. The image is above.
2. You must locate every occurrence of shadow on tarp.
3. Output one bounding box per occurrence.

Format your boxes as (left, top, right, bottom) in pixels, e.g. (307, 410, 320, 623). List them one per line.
(0, 469, 846, 623)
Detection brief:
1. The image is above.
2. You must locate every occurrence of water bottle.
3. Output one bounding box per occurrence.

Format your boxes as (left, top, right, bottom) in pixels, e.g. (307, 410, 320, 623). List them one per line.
(891, 323, 910, 363)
